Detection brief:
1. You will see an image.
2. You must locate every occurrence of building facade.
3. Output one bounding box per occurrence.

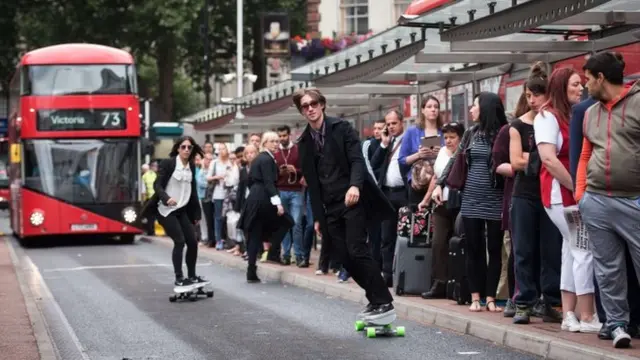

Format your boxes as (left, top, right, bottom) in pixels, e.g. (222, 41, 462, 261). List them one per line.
(308, 0, 411, 36)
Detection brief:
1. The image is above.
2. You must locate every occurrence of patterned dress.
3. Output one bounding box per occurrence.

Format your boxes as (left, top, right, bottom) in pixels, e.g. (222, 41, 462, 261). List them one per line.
(460, 134, 503, 221)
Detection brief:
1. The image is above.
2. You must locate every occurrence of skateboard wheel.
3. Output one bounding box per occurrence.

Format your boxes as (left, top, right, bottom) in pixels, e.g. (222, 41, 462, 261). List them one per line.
(169, 295, 177, 302)
(396, 326, 405, 337)
(354, 320, 365, 331)
(206, 291, 214, 298)
(366, 327, 376, 338)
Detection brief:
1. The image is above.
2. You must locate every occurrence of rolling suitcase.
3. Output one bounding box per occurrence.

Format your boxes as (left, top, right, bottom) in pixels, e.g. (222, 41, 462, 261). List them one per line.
(446, 213, 471, 305)
(393, 206, 433, 296)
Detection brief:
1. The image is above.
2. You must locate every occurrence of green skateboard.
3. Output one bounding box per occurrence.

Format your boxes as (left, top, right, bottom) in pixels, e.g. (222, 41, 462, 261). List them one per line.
(354, 320, 406, 338)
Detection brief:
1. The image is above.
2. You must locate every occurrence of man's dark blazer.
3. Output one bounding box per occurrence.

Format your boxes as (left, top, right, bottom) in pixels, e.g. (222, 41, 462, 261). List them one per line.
(369, 137, 409, 187)
(365, 137, 381, 180)
(297, 116, 395, 241)
(367, 137, 381, 159)
(141, 156, 202, 224)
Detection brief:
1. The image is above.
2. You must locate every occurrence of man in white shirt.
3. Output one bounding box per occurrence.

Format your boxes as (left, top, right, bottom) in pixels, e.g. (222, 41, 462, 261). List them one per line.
(369, 109, 406, 286)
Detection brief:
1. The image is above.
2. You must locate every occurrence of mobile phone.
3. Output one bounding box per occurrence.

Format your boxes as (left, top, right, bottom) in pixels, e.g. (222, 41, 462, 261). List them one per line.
(420, 136, 440, 149)
(383, 127, 389, 136)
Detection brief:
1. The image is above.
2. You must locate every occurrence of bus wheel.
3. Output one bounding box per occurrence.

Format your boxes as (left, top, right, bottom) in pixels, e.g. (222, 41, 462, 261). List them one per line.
(119, 235, 135, 244)
(18, 237, 33, 248)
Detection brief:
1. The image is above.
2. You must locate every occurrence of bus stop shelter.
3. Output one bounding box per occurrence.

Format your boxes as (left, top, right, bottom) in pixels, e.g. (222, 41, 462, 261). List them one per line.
(181, 80, 422, 135)
(181, 0, 640, 135)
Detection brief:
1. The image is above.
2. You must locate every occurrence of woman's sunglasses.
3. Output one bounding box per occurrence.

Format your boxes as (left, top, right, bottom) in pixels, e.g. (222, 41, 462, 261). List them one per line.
(180, 144, 193, 151)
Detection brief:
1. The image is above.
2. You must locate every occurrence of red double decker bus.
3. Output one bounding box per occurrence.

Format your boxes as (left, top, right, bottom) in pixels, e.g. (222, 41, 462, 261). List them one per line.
(8, 43, 143, 244)
(0, 116, 9, 208)
(0, 133, 9, 209)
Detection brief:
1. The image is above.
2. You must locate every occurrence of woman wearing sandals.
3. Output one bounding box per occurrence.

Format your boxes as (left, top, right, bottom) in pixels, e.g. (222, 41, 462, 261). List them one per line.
(433, 92, 508, 313)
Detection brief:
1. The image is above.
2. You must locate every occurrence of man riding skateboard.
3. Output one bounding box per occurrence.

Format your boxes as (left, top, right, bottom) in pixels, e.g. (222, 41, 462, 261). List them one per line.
(293, 88, 397, 323)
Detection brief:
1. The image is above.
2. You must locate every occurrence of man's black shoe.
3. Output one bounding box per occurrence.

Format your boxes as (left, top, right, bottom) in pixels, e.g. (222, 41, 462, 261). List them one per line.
(363, 303, 397, 323)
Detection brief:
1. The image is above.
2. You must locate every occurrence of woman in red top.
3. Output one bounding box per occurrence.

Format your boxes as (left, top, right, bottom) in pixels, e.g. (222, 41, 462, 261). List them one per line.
(533, 67, 601, 333)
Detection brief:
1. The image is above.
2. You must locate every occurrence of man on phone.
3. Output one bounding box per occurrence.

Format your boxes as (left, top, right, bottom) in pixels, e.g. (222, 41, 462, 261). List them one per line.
(370, 109, 406, 287)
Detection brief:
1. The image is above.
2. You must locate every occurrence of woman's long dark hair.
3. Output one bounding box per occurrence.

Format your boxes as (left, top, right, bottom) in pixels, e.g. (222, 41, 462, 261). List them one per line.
(476, 92, 508, 142)
(169, 135, 205, 162)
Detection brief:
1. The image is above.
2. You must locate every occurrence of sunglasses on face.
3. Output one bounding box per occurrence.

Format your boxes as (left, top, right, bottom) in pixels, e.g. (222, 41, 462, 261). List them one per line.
(180, 144, 193, 151)
(301, 100, 319, 111)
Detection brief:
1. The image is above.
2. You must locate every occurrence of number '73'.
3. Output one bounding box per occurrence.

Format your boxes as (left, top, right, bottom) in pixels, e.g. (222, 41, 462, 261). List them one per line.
(101, 112, 122, 127)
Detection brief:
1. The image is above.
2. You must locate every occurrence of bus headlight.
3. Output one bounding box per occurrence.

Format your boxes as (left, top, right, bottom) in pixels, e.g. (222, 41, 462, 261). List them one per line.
(122, 207, 137, 223)
(30, 210, 45, 226)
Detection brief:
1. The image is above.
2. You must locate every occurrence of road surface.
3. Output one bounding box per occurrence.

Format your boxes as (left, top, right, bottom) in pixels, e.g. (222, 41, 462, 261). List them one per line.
(5, 217, 539, 360)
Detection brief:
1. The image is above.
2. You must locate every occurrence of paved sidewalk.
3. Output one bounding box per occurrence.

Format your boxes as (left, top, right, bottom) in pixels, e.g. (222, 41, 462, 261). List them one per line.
(0, 238, 42, 360)
(145, 236, 639, 360)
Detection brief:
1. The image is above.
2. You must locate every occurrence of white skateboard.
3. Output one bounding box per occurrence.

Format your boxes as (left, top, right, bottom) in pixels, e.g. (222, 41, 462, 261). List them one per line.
(169, 281, 214, 302)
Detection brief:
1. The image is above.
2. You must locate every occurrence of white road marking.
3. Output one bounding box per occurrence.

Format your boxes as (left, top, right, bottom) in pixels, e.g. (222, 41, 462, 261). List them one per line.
(42, 262, 213, 273)
(8, 239, 91, 360)
(457, 351, 481, 355)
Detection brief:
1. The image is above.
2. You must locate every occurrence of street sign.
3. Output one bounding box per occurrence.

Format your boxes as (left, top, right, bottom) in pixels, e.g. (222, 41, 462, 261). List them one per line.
(10, 144, 20, 163)
(151, 122, 184, 137)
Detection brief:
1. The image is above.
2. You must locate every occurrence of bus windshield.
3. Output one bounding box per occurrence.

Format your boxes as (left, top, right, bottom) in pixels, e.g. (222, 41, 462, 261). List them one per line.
(23, 139, 138, 204)
(25, 64, 137, 96)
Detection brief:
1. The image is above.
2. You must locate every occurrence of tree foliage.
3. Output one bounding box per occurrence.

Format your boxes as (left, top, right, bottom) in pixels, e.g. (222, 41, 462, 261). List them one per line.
(183, 0, 307, 92)
(0, 1, 21, 94)
(2, 0, 306, 119)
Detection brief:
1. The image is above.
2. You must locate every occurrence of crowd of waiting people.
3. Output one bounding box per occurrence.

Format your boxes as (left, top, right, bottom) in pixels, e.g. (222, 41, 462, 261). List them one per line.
(141, 50, 639, 349)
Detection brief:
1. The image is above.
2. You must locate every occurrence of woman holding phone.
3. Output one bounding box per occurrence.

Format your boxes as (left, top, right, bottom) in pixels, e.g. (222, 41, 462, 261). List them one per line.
(398, 96, 445, 203)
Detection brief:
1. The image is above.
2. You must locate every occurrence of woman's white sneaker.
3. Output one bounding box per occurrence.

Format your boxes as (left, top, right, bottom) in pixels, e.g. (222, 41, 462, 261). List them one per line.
(561, 311, 581, 332)
(580, 316, 603, 333)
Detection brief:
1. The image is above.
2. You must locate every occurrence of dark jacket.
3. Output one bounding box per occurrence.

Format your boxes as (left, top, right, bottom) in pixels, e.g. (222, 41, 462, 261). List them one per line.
(569, 97, 596, 184)
(234, 166, 249, 213)
(297, 116, 395, 239)
(238, 152, 293, 238)
(370, 137, 408, 187)
(141, 156, 201, 224)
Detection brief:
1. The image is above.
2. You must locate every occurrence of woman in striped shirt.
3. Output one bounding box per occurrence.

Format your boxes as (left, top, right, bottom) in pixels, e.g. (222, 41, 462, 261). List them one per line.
(434, 92, 508, 312)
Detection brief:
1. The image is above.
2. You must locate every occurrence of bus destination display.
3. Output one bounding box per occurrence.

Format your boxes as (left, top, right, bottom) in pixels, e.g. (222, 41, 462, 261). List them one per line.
(37, 109, 127, 131)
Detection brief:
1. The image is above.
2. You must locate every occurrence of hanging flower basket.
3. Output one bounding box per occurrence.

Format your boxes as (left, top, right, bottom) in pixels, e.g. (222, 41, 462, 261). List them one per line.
(290, 31, 375, 62)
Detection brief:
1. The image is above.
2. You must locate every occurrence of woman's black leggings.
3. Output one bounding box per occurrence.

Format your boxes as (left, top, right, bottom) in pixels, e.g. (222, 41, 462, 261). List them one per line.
(463, 217, 504, 298)
(157, 208, 198, 280)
